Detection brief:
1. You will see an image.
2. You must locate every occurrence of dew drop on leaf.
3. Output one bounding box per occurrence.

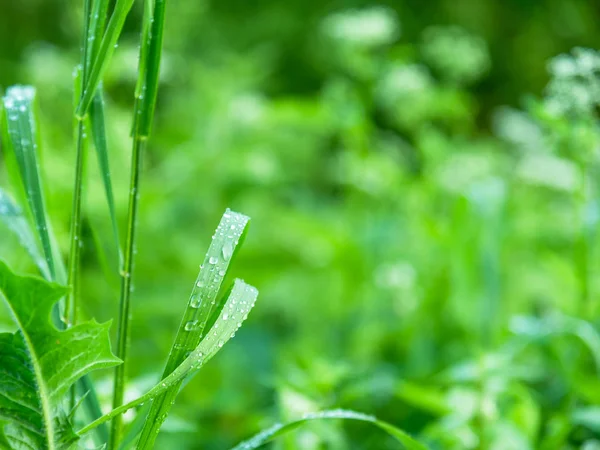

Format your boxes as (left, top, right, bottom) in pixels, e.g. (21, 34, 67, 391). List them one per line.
(222, 241, 233, 261)
(184, 320, 199, 331)
(190, 295, 201, 308)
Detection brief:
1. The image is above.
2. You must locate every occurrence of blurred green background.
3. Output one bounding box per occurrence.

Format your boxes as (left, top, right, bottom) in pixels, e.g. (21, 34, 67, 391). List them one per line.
(2, 0, 600, 448)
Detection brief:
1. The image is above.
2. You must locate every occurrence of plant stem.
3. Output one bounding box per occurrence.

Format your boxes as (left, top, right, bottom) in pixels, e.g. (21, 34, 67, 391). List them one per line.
(66, 0, 94, 410)
(109, 136, 146, 449)
(65, 120, 87, 328)
(108, 0, 167, 445)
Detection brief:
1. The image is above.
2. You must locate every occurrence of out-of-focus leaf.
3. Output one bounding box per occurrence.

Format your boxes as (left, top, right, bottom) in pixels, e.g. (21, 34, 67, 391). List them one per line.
(230, 409, 427, 450)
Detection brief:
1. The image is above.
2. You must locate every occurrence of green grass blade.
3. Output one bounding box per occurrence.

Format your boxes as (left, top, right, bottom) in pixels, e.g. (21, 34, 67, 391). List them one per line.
(0, 187, 49, 278)
(90, 87, 122, 267)
(86, 1, 120, 264)
(87, 0, 110, 72)
(136, 209, 250, 449)
(229, 410, 428, 450)
(76, 0, 136, 118)
(132, 0, 167, 137)
(77, 278, 259, 437)
(2, 86, 59, 281)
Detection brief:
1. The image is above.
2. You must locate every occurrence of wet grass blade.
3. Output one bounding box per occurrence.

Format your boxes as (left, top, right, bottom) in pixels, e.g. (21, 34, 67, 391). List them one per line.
(132, 0, 167, 137)
(0, 187, 49, 279)
(90, 88, 122, 267)
(76, 278, 259, 437)
(1, 86, 63, 283)
(87, 0, 120, 265)
(135, 209, 250, 449)
(76, 0, 136, 118)
(230, 410, 428, 450)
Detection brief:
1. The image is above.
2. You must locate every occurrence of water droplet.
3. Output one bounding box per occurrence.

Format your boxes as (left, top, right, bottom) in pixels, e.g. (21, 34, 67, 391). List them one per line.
(185, 320, 199, 331)
(218, 269, 226, 276)
(190, 295, 201, 308)
(223, 313, 229, 320)
(196, 280, 204, 288)
(209, 256, 218, 265)
(222, 242, 233, 261)
(218, 340, 224, 348)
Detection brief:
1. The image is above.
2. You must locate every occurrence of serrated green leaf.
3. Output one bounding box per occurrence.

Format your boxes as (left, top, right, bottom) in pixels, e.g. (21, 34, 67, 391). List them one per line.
(230, 409, 428, 450)
(0, 261, 121, 449)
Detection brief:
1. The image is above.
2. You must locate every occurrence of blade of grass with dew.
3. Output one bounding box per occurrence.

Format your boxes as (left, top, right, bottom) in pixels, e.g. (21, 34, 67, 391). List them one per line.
(90, 88, 122, 269)
(76, 0, 136, 118)
(0, 186, 49, 278)
(116, 287, 233, 450)
(88, 0, 122, 269)
(110, 0, 168, 445)
(136, 209, 250, 449)
(76, 279, 259, 438)
(132, 0, 167, 138)
(230, 409, 428, 450)
(1, 86, 61, 282)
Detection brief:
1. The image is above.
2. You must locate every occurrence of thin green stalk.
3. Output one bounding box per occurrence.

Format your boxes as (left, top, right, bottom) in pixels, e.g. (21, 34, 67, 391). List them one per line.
(65, 119, 88, 328)
(110, 0, 167, 446)
(110, 136, 146, 448)
(66, 0, 94, 412)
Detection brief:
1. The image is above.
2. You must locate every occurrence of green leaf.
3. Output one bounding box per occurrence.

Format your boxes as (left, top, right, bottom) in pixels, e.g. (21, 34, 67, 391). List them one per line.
(77, 278, 258, 438)
(0, 261, 121, 449)
(76, 0, 136, 118)
(230, 409, 428, 450)
(89, 88, 122, 272)
(0, 187, 49, 279)
(1, 86, 64, 283)
(132, 0, 167, 137)
(136, 209, 250, 448)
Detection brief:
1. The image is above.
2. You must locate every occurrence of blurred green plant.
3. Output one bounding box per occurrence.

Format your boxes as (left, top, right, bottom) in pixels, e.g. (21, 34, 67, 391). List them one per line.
(1, 1, 600, 449)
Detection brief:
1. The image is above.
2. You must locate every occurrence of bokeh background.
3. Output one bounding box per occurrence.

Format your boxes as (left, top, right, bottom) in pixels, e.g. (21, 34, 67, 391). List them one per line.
(2, 0, 600, 448)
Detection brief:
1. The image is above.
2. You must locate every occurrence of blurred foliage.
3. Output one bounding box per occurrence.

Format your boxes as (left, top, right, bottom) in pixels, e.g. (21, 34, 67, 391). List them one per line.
(2, 0, 600, 449)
